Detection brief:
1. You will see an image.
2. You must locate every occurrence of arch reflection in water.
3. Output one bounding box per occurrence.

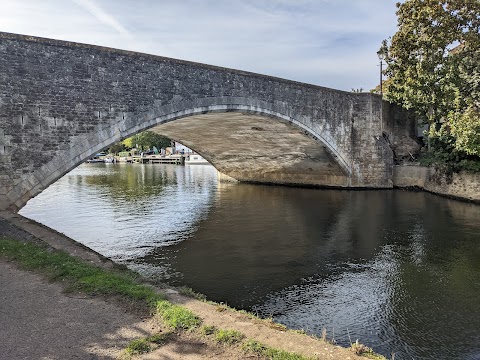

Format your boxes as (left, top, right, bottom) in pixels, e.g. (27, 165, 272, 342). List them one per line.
(19, 164, 480, 360)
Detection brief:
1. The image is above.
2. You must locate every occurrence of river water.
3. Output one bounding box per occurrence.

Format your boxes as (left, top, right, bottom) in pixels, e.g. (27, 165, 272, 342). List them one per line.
(19, 163, 480, 360)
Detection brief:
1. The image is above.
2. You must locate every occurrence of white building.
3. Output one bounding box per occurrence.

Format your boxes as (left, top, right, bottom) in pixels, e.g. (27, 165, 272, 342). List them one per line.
(173, 141, 192, 154)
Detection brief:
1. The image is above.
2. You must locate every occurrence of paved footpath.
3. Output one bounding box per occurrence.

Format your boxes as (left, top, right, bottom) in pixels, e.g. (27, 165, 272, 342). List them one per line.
(0, 215, 155, 359)
(0, 259, 156, 359)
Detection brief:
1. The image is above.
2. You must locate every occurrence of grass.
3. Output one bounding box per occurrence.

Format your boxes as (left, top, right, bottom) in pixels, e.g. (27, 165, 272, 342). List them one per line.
(202, 329, 313, 360)
(0, 238, 204, 352)
(264, 317, 287, 331)
(242, 339, 314, 360)
(177, 286, 207, 301)
(214, 329, 245, 344)
(124, 332, 172, 356)
(146, 332, 172, 345)
(0, 238, 165, 306)
(350, 340, 388, 360)
(125, 338, 151, 355)
(200, 324, 216, 335)
(155, 300, 201, 330)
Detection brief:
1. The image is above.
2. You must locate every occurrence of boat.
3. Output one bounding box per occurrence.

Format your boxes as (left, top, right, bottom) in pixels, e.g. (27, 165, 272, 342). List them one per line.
(86, 158, 104, 163)
(185, 154, 209, 165)
(86, 152, 111, 163)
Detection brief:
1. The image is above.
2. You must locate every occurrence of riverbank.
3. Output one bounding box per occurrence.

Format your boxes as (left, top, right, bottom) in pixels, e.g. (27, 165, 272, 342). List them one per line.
(0, 211, 372, 360)
(393, 165, 480, 203)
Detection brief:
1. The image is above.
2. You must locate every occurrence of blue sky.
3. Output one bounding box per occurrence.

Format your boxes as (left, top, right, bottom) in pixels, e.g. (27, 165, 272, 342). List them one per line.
(0, 0, 400, 91)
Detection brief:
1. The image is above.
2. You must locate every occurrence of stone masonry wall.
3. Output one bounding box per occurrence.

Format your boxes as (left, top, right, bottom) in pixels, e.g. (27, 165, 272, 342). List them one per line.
(393, 165, 480, 202)
(0, 32, 397, 210)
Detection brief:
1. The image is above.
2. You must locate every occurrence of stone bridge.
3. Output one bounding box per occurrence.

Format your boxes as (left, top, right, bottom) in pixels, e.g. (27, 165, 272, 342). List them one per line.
(0, 32, 417, 211)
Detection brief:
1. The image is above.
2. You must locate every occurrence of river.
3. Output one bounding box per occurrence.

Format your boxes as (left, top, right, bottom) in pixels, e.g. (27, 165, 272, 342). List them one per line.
(19, 163, 480, 360)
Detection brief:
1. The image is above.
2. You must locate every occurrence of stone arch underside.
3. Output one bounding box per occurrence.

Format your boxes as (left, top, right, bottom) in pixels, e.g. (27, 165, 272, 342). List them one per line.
(149, 111, 350, 186)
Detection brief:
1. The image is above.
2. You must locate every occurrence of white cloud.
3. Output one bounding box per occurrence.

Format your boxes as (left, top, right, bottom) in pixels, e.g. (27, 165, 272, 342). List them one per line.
(72, 0, 131, 38)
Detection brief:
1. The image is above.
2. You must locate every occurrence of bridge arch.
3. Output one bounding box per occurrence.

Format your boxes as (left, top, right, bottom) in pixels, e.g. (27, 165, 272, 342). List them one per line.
(4, 98, 353, 211)
(124, 98, 353, 175)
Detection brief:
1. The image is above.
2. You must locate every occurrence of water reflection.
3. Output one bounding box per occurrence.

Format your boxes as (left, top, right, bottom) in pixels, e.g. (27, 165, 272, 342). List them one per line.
(21, 164, 217, 260)
(20, 164, 480, 360)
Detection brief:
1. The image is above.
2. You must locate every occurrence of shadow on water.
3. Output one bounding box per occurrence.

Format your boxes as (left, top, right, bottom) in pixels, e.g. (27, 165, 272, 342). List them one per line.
(20, 164, 480, 360)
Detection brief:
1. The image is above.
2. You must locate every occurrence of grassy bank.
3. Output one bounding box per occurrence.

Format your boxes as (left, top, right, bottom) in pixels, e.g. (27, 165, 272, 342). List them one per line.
(0, 237, 164, 307)
(0, 236, 387, 359)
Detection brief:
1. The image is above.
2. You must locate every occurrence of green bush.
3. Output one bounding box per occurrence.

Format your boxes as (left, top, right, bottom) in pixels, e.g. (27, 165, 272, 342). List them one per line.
(419, 134, 480, 173)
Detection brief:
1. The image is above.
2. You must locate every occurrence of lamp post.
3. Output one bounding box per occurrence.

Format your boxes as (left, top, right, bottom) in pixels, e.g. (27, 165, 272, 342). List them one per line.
(377, 50, 385, 96)
(377, 51, 386, 133)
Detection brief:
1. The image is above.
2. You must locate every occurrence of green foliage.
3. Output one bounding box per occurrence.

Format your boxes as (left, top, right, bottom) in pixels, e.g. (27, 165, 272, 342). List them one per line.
(242, 338, 314, 360)
(200, 325, 217, 335)
(419, 132, 480, 173)
(123, 131, 171, 151)
(350, 340, 388, 359)
(155, 300, 201, 330)
(146, 332, 172, 345)
(125, 338, 151, 355)
(108, 142, 126, 155)
(0, 238, 165, 305)
(122, 136, 134, 149)
(213, 329, 245, 344)
(242, 339, 268, 354)
(450, 103, 480, 156)
(124, 333, 171, 356)
(382, 0, 480, 156)
(177, 286, 207, 301)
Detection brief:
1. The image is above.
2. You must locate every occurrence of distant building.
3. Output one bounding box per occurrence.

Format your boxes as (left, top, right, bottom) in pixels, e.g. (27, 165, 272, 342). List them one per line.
(173, 141, 193, 154)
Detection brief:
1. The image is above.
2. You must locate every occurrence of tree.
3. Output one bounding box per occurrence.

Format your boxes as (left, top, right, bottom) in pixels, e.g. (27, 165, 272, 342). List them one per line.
(108, 142, 126, 155)
(123, 131, 171, 151)
(381, 0, 480, 155)
(450, 47, 480, 155)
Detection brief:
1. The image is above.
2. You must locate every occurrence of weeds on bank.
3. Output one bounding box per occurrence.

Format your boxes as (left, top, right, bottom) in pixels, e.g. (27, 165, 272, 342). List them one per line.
(155, 300, 201, 330)
(177, 286, 207, 301)
(199, 327, 311, 360)
(125, 338, 151, 355)
(124, 332, 173, 357)
(349, 339, 388, 360)
(213, 302, 289, 332)
(242, 338, 314, 360)
(200, 324, 216, 335)
(200, 325, 244, 344)
(214, 329, 245, 344)
(0, 238, 165, 306)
